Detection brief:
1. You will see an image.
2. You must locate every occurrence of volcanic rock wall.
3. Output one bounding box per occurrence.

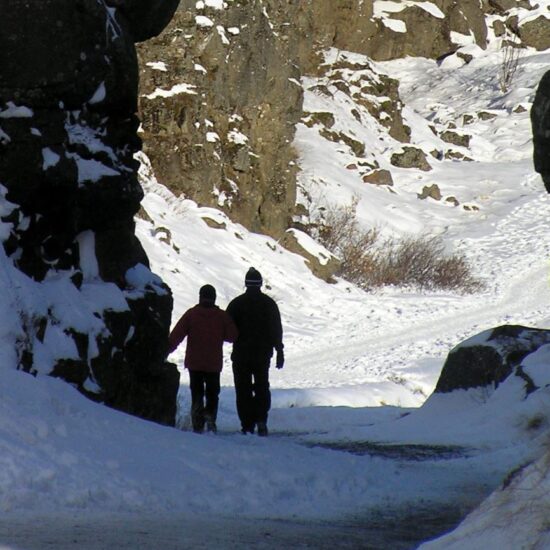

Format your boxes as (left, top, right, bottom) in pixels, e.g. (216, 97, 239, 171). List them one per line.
(0, 0, 180, 425)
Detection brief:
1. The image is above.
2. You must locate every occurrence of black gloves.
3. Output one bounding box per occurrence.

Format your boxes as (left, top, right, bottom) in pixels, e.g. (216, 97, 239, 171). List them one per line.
(275, 347, 284, 369)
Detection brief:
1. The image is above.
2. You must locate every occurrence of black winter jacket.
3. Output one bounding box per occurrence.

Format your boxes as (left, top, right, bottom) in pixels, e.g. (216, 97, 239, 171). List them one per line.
(226, 288, 283, 362)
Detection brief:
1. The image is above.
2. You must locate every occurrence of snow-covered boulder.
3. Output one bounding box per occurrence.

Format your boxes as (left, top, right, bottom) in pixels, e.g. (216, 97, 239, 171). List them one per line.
(0, 0, 180, 425)
(420, 343, 550, 549)
(435, 325, 550, 394)
(369, 0, 488, 61)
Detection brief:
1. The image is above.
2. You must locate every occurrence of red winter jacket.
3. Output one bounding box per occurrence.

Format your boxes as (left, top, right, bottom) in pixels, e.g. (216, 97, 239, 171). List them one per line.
(168, 304, 238, 372)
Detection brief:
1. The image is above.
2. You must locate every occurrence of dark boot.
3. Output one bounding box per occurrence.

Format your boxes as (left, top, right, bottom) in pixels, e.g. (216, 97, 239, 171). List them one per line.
(205, 414, 217, 433)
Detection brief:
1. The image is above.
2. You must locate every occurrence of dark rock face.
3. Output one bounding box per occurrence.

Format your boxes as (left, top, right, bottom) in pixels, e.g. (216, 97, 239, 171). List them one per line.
(0, 0, 180, 425)
(531, 71, 550, 193)
(435, 325, 550, 393)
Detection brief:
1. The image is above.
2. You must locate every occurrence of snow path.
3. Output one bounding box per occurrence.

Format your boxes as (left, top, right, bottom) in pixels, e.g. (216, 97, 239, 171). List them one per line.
(0, 507, 463, 550)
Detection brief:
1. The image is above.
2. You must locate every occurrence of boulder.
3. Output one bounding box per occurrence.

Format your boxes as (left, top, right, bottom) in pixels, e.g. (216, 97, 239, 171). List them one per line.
(0, 0, 180, 425)
(363, 170, 394, 186)
(418, 184, 442, 201)
(281, 229, 340, 283)
(445, 196, 460, 207)
(391, 147, 432, 171)
(435, 325, 550, 393)
(478, 111, 498, 121)
(487, 0, 531, 12)
(519, 16, 550, 51)
(440, 130, 471, 148)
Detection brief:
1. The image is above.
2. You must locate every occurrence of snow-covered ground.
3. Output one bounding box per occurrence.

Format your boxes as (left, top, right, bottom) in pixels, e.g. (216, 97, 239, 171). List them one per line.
(1, 32, 550, 550)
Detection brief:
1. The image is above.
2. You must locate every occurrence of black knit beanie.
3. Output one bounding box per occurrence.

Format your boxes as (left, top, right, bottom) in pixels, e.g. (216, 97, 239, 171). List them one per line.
(245, 267, 262, 288)
(199, 284, 217, 303)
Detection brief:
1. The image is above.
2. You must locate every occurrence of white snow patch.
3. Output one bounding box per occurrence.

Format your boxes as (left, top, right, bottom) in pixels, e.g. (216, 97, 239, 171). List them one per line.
(0, 102, 33, 118)
(73, 157, 120, 184)
(89, 82, 106, 105)
(76, 231, 99, 281)
(145, 83, 197, 99)
(206, 0, 225, 9)
(216, 25, 230, 45)
(125, 263, 165, 293)
(196, 15, 214, 28)
(227, 129, 248, 145)
(382, 18, 407, 33)
(146, 61, 168, 72)
(374, 1, 444, 19)
(42, 148, 60, 170)
(0, 127, 11, 144)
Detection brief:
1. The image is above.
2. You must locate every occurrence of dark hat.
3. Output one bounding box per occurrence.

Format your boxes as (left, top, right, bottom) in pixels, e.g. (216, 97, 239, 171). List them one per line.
(245, 267, 262, 287)
(199, 284, 216, 303)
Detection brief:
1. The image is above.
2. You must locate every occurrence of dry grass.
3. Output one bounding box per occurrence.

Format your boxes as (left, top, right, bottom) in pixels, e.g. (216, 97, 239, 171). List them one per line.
(312, 201, 482, 293)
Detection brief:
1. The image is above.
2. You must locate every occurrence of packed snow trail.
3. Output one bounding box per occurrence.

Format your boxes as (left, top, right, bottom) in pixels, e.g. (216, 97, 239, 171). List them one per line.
(286, 261, 549, 388)
(277, 189, 550, 399)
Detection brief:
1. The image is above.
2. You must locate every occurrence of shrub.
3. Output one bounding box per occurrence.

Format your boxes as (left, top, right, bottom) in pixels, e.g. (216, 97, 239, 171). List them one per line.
(372, 236, 482, 292)
(312, 201, 482, 293)
(498, 35, 522, 93)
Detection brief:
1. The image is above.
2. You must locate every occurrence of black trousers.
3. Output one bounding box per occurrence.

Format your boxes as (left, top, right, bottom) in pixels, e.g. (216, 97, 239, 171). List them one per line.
(232, 358, 271, 431)
(189, 370, 220, 432)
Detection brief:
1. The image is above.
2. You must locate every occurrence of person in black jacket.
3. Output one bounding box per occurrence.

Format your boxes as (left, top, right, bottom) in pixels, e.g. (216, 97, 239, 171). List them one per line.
(226, 268, 284, 436)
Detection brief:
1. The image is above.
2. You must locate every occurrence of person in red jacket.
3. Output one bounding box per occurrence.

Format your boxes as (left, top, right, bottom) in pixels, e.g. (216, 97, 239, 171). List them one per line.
(168, 285, 238, 433)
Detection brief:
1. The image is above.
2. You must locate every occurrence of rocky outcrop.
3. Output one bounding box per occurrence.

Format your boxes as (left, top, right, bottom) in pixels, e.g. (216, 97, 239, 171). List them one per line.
(364, 0, 487, 61)
(279, 0, 488, 64)
(486, 1, 550, 51)
(531, 71, 550, 193)
(138, 0, 492, 242)
(391, 147, 432, 172)
(0, 0, 180, 425)
(435, 325, 550, 394)
(138, 2, 302, 238)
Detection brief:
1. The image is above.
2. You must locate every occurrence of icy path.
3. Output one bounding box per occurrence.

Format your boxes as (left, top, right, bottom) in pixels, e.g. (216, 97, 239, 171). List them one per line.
(0, 507, 464, 550)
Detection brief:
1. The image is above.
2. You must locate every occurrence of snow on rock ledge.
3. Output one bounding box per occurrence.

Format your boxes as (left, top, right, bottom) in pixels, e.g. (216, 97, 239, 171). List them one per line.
(434, 325, 550, 395)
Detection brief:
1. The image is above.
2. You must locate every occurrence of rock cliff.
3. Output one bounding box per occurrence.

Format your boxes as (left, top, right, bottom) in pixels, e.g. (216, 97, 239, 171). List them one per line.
(0, 0, 180, 425)
(532, 71, 550, 193)
(137, 0, 495, 247)
(138, 1, 302, 238)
